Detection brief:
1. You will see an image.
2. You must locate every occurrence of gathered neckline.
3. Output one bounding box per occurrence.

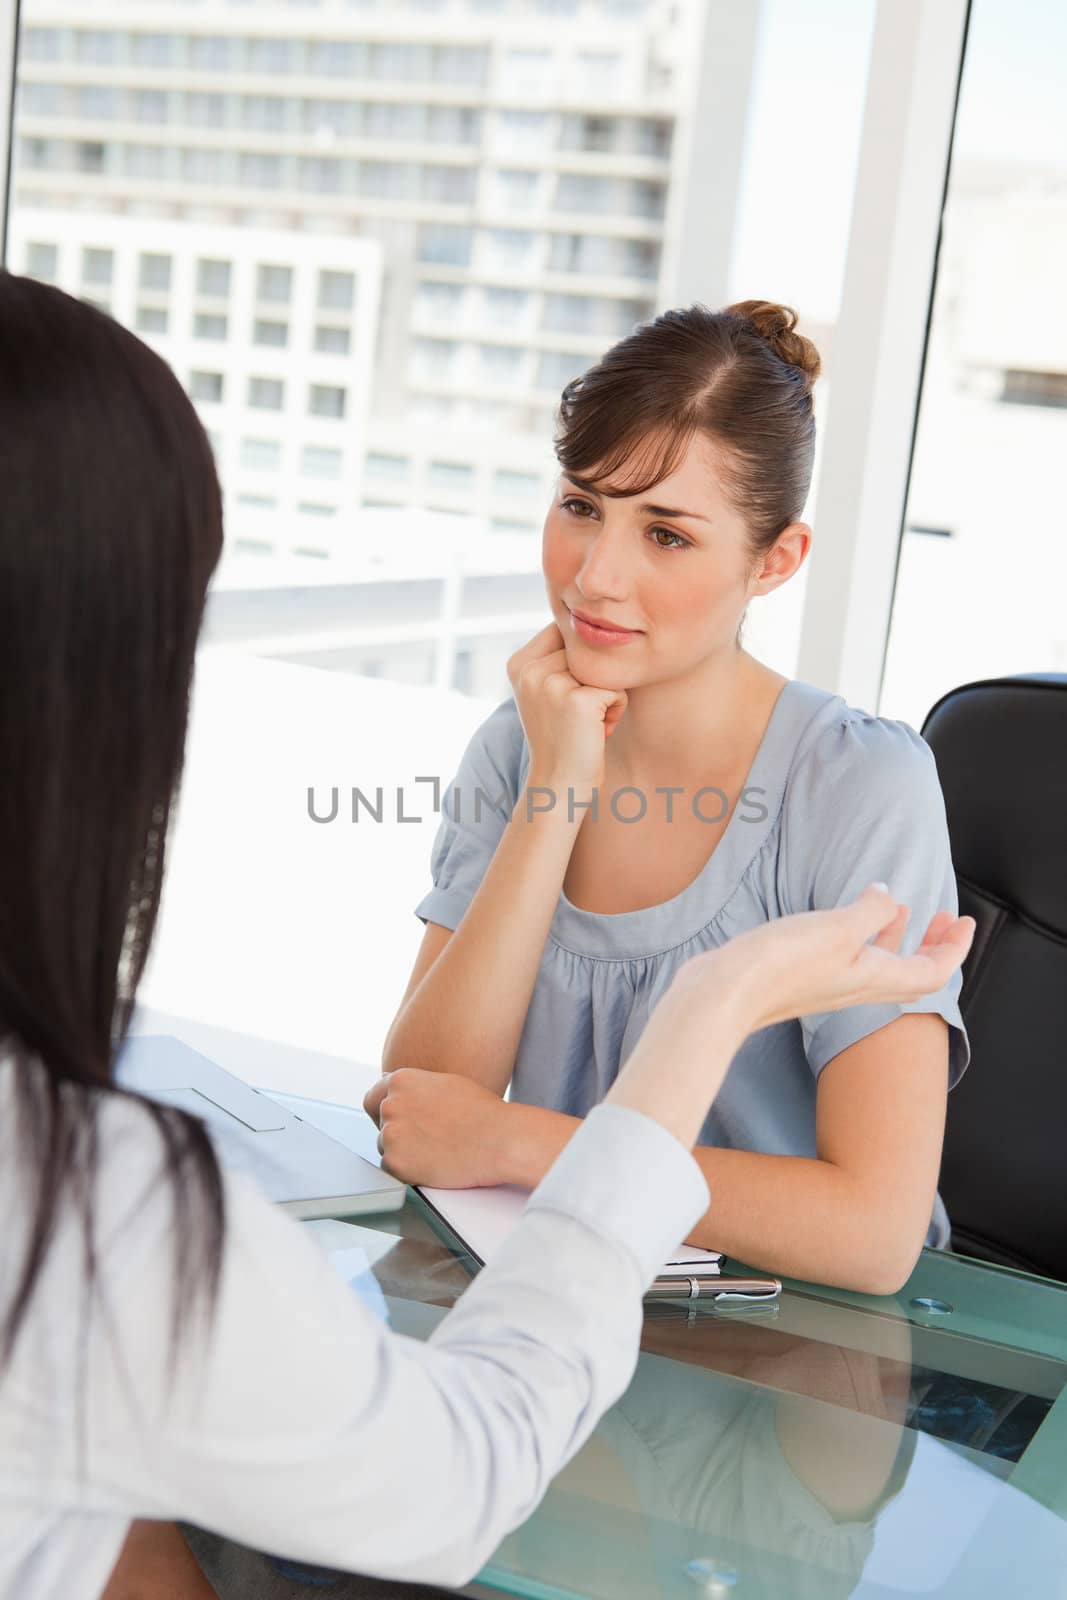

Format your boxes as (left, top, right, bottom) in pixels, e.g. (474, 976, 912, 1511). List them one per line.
(517, 677, 840, 960)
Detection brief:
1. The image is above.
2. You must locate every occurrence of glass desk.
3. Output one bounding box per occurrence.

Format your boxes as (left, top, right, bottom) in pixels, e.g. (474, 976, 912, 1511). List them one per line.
(267, 1090, 1067, 1600)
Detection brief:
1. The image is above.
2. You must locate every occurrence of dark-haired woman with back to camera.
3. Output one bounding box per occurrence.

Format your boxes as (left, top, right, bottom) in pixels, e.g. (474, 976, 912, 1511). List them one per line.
(0, 269, 973, 1600)
(370, 300, 974, 1298)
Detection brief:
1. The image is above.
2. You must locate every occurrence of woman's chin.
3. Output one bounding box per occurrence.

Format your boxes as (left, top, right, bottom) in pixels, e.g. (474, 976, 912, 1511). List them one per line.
(564, 646, 637, 690)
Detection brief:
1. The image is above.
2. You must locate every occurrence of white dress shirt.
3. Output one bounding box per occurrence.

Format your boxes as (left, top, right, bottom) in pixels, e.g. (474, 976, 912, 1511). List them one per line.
(0, 1057, 710, 1599)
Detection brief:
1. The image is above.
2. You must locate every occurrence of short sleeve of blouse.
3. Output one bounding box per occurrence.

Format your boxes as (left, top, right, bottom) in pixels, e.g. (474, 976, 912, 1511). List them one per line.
(779, 711, 972, 1088)
(414, 697, 526, 930)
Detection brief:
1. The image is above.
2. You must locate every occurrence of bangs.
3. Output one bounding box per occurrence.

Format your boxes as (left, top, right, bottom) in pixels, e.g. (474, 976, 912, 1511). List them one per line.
(554, 372, 699, 498)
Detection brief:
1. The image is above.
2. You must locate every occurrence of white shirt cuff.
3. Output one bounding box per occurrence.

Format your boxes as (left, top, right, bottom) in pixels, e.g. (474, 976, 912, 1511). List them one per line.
(524, 1102, 711, 1284)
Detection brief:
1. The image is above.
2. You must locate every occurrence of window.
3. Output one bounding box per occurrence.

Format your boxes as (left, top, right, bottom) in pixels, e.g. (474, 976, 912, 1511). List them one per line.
(501, 48, 554, 95)
(79, 86, 119, 120)
(247, 38, 300, 75)
(428, 461, 474, 492)
(241, 153, 283, 189)
(194, 313, 228, 340)
(131, 33, 177, 68)
(492, 169, 540, 210)
(427, 105, 481, 145)
(136, 305, 168, 334)
(22, 27, 62, 62)
(417, 224, 472, 266)
(881, 0, 1067, 722)
(556, 174, 617, 214)
(481, 229, 537, 270)
(302, 446, 343, 479)
(302, 99, 356, 137)
(314, 325, 351, 355)
(309, 385, 347, 419)
(240, 437, 282, 471)
(77, 142, 107, 174)
(542, 291, 592, 333)
(256, 264, 292, 303)
(421, 165, 476, 204)
(630, 179, 666, 220)
(360, 161, 417, 200)
(237, 493, 277, 509)
(484, 287, 528, 327)
(478, 343, 524, 380)
(76, 30, 119, 65)
(243, 96, 287, 132)
(26, 242, 58, 280)
(493, 469, 541, 497)
(249, 377, 285, 410)
(300, 157, 344, 194)
(22, 83, 63, 115)
(318, 270, 355, 311)
(134, 91, 168, 125)
(415, 281, 464, 321)
(190, 35, 234, 72)
(139, 253, 172, 291)
(233, 537, 274, 556)
(365, 453, 410, 481)
(412, 338, 458, 378)
(432, 46, 488, 87)
(183, 148, 230, 184)
(636, 117, 672, 159)
(185, 92, 226, 129)
(189, 371, 224, 403)
(197, 258, 232, 297)
(294, 546, 330, 561)
(298, 503, 337, 517)
(308, 40, 362, 77)
(253, 318, 288, 347)
(536, 350, 586, 390)
(496, 110, 549, 154)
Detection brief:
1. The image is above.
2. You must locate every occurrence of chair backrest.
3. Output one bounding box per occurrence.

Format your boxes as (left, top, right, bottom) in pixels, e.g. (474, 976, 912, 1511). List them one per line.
(920, 674, 1067, 1282)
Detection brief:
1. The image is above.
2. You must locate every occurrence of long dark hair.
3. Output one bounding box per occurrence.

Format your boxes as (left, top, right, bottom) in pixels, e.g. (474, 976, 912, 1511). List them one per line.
(0, 271, 226, 1366)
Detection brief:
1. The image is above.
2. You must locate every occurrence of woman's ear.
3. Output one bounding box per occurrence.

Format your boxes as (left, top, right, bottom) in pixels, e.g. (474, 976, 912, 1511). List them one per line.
(750, 523, 811, 596)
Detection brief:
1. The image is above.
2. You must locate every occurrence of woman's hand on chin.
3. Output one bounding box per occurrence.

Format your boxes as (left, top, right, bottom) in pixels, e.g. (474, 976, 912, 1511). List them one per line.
(363, 1067, 511, 1188)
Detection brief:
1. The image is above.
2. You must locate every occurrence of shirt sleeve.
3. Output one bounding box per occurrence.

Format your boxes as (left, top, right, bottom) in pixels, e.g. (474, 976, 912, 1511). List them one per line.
(414, 696, 526, 931)
(779, 713, 971, 1087)
(79, 1098, 709, 1589)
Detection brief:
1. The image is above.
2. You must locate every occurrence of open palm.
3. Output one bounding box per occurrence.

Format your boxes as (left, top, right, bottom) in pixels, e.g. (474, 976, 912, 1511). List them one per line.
(669, 886, 975, 1034)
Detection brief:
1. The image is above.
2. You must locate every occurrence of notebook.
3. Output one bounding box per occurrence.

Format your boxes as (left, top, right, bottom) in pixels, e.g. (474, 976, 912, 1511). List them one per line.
(416, 1181, 723, 1277)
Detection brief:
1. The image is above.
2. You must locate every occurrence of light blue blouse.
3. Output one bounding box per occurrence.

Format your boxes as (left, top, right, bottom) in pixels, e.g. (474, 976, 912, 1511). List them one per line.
(414, 676, 972, 1249)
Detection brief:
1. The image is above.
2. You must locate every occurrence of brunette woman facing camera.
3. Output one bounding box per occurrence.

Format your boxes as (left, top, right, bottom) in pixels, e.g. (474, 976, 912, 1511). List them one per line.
(370, 301, 972, 1297)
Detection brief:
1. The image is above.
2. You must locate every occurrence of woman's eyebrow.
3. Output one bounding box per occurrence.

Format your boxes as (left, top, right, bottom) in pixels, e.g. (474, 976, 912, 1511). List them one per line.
(562, 473, 711, 525)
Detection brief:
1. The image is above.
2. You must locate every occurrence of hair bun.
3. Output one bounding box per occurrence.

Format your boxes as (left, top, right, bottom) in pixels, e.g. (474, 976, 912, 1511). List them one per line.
(725, 299, 821, 388)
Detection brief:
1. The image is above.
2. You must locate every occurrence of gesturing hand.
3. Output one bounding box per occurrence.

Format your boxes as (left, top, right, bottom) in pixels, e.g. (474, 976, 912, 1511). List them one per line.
(665, 884, 975, 1036)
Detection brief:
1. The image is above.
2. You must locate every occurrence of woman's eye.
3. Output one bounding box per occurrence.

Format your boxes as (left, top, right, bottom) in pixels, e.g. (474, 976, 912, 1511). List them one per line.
(561, 496, 594, 517)
(650, 527, 689, 551)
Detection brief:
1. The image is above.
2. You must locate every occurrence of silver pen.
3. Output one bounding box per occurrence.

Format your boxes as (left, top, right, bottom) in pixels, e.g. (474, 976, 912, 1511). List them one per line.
(643, 1273, 782, 1302)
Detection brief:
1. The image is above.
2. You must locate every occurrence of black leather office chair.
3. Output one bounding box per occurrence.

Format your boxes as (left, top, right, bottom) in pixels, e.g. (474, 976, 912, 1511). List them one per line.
(920, 673, 1067, 1283)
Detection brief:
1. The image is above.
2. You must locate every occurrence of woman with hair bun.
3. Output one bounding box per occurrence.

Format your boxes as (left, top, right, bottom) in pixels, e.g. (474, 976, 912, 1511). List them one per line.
(370, 299, 972, 1297)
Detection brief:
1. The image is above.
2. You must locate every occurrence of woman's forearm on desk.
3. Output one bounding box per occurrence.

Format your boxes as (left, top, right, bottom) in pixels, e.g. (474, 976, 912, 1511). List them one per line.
(499, 1103, 911, 1297)
(382, 775, 586, 1095)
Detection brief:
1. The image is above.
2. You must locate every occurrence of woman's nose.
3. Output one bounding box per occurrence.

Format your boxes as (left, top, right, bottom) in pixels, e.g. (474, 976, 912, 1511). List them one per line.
(576, 529, 631, 599)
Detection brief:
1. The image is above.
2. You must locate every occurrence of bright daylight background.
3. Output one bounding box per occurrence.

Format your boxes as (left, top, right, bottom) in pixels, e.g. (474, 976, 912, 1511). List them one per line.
(6, 0, 1064, 1076)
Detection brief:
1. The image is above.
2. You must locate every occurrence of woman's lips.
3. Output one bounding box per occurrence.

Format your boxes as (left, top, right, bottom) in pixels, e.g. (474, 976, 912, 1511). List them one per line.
(567, 608, 643, 646)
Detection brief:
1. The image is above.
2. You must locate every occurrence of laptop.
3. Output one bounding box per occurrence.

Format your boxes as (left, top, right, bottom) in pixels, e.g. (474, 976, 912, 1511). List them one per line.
(115, 1034, 406, 1219)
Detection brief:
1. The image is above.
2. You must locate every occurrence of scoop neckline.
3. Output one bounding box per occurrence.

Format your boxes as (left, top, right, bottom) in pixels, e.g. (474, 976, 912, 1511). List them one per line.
(543, 676, 830, 959)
